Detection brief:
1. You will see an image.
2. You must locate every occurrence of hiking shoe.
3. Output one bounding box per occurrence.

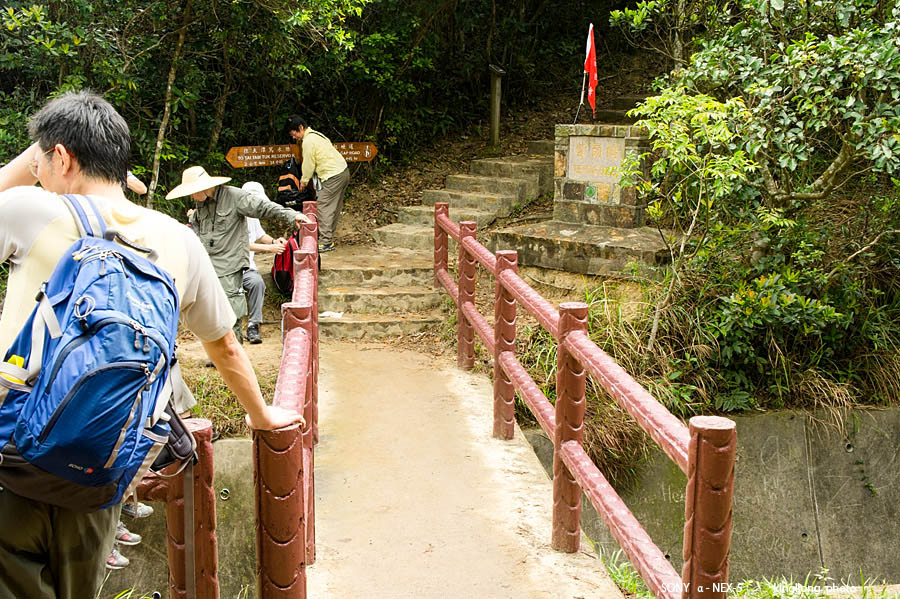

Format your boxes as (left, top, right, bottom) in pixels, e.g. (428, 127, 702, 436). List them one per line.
(116, 521, 142, 546)
(318, 242, 335, 253)
(122, 501, 153, 519)
(247, 324, 262, 344)
(106, 546, 130, 570)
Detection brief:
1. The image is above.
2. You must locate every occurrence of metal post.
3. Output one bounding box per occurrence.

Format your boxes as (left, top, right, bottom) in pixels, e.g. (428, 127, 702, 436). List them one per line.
(136, 420, 218, 599)
(489, 64, 506, 147)
(434, 203, 450, 290)
(681, 416, 737, 599)
(552, 302, 588, 552)
(493, 250, 518, 440)
(457, 221, 478, 370)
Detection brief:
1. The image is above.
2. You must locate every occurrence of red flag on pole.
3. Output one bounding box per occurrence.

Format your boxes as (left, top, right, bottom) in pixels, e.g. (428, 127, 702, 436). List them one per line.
(584, 23, 598, 115)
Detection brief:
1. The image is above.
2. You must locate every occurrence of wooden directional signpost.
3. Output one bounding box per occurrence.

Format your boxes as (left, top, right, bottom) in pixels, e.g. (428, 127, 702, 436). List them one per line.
(334, 142, 378, 163)
(226, 141, 378, 168)
(225, 144, 298, 168)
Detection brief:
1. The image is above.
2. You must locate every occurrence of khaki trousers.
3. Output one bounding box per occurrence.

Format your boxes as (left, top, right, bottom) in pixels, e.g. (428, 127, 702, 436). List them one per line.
(317, 167, 350, 245)
(219, 270, 247, 343)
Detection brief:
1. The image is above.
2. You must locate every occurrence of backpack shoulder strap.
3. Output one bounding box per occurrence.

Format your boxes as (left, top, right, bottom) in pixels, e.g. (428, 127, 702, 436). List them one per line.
(60, 194, 107, 238)
(61, 194, 161, 262)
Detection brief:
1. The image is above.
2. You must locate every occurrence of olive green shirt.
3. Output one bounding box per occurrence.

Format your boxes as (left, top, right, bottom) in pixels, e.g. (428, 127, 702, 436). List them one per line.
(189, 184, 297, 276)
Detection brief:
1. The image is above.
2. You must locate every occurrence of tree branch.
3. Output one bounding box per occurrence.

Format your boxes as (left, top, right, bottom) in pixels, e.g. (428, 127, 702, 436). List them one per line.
(825, 229, 900, 279)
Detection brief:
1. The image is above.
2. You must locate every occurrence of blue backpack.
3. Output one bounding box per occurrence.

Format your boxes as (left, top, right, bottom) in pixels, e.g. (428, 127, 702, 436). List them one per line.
(0, 194, 180, 511)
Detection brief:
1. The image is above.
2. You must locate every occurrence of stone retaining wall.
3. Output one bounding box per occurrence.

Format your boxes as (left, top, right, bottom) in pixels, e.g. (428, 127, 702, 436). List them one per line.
(525, 408, 900, 583)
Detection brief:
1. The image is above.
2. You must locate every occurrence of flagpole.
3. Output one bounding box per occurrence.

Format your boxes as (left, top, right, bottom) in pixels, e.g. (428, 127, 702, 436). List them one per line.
(574, 72, 586, 124)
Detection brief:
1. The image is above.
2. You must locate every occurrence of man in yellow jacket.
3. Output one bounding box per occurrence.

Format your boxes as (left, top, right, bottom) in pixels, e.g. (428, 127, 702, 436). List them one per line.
(286, 116, 350, 252)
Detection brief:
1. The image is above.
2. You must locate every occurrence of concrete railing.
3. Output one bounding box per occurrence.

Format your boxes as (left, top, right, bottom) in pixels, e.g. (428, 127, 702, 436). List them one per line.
(136, 419, 217, 599)
(434, 203, 737, 599)
(253, 202, 319, 599)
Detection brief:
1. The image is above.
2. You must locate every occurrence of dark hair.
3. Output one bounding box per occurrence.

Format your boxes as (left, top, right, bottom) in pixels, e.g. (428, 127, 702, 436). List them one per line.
(285, 115, 308, 135)
(28, 90, 130, 186)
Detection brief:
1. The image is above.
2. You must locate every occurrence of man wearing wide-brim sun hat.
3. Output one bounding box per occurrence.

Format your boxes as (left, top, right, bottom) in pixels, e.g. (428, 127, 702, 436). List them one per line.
(167, 165, 311, 343)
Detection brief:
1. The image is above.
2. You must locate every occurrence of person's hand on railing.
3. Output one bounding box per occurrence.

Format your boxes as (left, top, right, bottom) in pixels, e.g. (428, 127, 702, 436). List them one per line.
(246, 405, 306, 431)
(267, 239, 287, 255)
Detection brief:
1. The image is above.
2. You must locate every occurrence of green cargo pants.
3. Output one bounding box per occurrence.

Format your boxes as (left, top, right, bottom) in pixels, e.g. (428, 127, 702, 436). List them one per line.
(0, 487, 119, 599)
(219, 270, 247, 344)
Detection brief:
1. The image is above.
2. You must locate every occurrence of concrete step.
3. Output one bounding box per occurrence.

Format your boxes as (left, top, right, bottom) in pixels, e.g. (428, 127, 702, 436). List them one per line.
(489, 220, 670, 277)
(319, 246, 433, 287)
(372, 223, 434, 251)
(592, 109, 635, 124)
(445, 174, 539, 204)
(554, 199, 646, 229)
(421, 189, 517, 217)
(320, 285, 443, 314)
(526, 140, 554, 156)
(398, 205, 496, 228)
(609, 94, 648, 111)
(468, 156, 553, 197)
(319, 311, 444, 339)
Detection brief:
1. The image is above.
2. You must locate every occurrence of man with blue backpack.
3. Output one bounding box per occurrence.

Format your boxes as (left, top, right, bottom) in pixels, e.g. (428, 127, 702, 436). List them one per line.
(0, 91, 304, 599)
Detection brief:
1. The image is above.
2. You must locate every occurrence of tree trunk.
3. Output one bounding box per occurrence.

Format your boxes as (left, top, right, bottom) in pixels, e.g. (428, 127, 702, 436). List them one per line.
(146, 0, 193, 206)
(207, 38, 233, 155)
(673, 0, 686, 68)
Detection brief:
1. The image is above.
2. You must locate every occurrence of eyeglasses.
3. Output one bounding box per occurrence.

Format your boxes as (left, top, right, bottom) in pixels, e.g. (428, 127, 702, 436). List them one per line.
(29, 147, 55, 178)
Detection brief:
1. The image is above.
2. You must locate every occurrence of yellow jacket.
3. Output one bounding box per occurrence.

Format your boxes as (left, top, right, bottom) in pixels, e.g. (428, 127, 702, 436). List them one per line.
(300, 128, 348, 184)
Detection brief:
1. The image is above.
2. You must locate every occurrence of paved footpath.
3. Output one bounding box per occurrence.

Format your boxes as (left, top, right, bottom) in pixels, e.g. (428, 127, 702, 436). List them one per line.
(307, 341, 624, 599)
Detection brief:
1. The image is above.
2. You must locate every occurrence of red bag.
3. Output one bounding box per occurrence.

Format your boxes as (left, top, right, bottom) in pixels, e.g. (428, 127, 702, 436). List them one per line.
(272, 232, 301, 296)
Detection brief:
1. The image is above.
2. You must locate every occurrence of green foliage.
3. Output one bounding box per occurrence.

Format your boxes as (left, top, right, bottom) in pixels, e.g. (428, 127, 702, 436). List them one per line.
(611, 0, 900, 412)
(181, 367, 277, 438)
(0, 259, 7, 307)
(599, 549, 654, 599)
(1, 0, 618, 207)
(610, 0, 733, 67)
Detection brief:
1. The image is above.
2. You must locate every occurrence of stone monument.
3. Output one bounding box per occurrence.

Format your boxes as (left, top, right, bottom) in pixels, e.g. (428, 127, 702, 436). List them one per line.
(491, 124, 669, 276)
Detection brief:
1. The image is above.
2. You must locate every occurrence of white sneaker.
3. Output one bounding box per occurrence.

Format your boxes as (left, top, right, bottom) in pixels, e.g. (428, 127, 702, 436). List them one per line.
(122, 501, 153, 519)
(105, 546, 130, 570)
(116, 521, 142, 546)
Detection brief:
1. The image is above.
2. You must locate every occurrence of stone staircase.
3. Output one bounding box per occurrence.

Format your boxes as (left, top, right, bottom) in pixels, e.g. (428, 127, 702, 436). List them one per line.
(591, 94, 646, 124)
(317, 246, 443, 339)
(371, 141, 553, 251)
(318, 142, 552, 338)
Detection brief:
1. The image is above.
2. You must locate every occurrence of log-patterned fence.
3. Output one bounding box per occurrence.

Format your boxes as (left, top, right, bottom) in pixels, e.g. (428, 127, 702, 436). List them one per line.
(434, 202, 737, 599)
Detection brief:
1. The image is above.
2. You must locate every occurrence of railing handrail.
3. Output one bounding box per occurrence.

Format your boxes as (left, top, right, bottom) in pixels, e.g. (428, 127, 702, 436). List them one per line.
(254, 202, 320, 599)
(433, 204, 736, 599)
(435, 209, 686, 461)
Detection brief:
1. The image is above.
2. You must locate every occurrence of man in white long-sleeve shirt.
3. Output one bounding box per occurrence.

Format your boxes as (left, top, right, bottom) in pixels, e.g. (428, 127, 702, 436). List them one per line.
(240, 181, 287, 343)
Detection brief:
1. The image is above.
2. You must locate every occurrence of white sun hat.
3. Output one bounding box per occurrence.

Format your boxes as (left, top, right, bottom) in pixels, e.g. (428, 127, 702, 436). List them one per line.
(165, 166, 231, 200)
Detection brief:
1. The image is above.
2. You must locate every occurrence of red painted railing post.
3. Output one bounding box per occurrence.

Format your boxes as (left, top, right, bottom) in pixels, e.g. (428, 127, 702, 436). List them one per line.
(457, 221, 478, 370)
(493, 250, 518, 440)
(682, 416, 737, 599)
(254, 423, 306, 599)
(283, 247, 318, 566)
(136, 420, 217, 599)
(300, 206, 319, 446)
(434, 202, 449, 289)
(552, 302, 588, 552)
(255, 302, 310, 598)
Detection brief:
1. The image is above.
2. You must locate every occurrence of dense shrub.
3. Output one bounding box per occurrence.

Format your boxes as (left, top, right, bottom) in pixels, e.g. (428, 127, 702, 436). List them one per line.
(611, 0, 900, 413)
